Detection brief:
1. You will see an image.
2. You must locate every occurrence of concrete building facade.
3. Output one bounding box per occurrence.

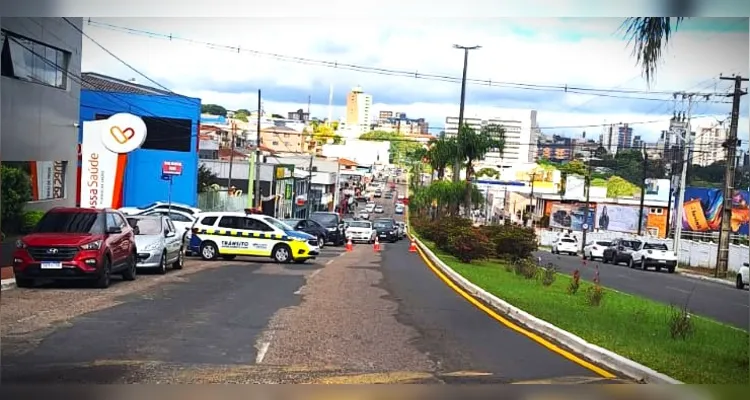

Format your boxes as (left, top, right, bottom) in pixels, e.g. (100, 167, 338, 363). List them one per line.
(1, 17, 83, 212)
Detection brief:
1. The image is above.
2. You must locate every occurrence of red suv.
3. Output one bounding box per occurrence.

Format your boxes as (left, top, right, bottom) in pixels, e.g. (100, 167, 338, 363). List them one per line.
(12, 207, 138, 288)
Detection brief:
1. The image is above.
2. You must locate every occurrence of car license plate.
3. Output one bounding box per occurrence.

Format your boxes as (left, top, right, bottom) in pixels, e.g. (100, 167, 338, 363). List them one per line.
(658, 260, 666, 263)
(379, 234, 386, 237)
(40, 261, 63, 269)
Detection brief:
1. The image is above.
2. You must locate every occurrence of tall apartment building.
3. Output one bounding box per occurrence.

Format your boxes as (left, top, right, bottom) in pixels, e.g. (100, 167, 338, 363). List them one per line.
(537, 134, 573, 161)
(632, 135, 643, 149)
(444, 109, 539, 166)
(374, 111, 429, 135)
(345, 86, 372, 135)
(617, 123, 633, 151)
(599, 123, 618, 155)
(692, 124, 727, 167)
(1, 18, 83, 211)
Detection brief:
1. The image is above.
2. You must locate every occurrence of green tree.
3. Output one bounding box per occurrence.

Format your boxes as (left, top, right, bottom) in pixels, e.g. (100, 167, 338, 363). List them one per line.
(426, 136, 458, 180)
(234, 111, 249, 122)
(1, 165, 32, 231)
(476, 167, 499, 179)
(311, 124, 342, 145)
(201, 104, 227, 116)
(622, 17, 684, 85)
(198, 164, 220, 193)
(606, 176, 640, 198)
(456, 124, 504, 213)
(359, 130, 422, 164)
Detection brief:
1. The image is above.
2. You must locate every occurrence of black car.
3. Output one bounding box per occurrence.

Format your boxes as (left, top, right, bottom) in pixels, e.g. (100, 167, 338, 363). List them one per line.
(374, 190, 382, 198)
(283, 219, 328, 248)
(373, 218, 398, 243)
(309, 212, 346, 246)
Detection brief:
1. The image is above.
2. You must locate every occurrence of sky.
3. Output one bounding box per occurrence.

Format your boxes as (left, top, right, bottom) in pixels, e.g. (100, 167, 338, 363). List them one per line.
(79, 16, 749, 144)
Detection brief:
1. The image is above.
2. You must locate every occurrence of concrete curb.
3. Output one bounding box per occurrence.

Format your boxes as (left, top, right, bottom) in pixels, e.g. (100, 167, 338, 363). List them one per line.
(1, 278, 16, 292)
(413, 236, 682, 384)
(677, 271, 735, 287)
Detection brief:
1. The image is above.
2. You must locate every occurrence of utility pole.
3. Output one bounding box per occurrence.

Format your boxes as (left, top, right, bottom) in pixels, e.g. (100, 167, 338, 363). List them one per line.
(716, 75, 748, 277)
(637, 143, 648, 236)
(528, 171, 538, 227)
(306, 152, 314, 218)
(227, 120, 237, 191)
(581, 150, 595, 251)
(451, 44, 481, 183)
(254, 89, 262, 208)
(673, 92, 696, 257)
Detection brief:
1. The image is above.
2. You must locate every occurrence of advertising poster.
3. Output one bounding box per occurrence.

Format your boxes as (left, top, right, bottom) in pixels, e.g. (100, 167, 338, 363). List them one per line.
(30, 161, 66, 201)
(549, 203, 595, 231)
(681, 187, 750, 235)
(595, 204, 648, 234)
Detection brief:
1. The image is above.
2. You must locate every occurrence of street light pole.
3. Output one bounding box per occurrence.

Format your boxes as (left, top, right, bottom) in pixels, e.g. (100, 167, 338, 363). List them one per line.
(581, 151, 597, 251)
(452, 44, 481, 184)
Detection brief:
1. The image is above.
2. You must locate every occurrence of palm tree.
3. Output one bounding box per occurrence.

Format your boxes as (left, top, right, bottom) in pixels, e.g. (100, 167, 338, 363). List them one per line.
(622, 17, 684, 85)
(456, 124, 504, 214)
(426, 136, 458, 180)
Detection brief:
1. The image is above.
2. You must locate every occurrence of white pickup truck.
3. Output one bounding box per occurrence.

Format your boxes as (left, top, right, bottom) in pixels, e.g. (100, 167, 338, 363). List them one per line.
(737, 263, 749, 289)
(629, 241, 677, 273)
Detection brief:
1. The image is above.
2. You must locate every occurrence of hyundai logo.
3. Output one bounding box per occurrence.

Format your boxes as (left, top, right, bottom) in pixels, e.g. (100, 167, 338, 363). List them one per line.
(47, 248, 59, 254)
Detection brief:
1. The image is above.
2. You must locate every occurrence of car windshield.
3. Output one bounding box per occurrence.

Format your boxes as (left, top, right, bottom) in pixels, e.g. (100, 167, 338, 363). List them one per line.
(136, 202, 159, 210)
(310, 213, 338, 226)
(622, 240, 641, 249)
(262, 216, 294, 231)
(128, 218, 162, 235)
(561, 238, 576, 243)
(349, 221, 371, 229)
(596, 241, 611, 246)
(33, 211, 105, 234)
(644, 243, 668, 250)
(373, 221, 393, 228)
(282, 219, 301, 227)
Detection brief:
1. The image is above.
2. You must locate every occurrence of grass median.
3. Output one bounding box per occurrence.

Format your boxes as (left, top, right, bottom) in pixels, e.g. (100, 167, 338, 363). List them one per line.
(421, 241, 749, 384)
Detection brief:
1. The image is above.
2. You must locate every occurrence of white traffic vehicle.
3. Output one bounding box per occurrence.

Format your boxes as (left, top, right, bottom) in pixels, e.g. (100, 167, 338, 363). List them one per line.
(374, 205, 385, 214)
(629, 241, 677, 273)
(582, 240, 612, 260)
(359, 211, 370, 220)
(396, 221, 406, 239)
(552, 237, 578, 255)
(737, 263, 749, 289)
(345, 220, 376, 243)
(365, 203, 376, 213)
(394, 203, 405, 215)
(120, 201, 201, 217)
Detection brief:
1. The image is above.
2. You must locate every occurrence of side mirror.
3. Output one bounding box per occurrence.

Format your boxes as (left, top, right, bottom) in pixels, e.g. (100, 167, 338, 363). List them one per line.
(165, 231, 176, 238)
(618, 246, 624, 251)
(106, 226, 122, 234)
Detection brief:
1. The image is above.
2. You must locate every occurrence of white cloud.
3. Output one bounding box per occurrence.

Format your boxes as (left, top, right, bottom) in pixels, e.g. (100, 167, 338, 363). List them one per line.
(80, 18, 749, 143)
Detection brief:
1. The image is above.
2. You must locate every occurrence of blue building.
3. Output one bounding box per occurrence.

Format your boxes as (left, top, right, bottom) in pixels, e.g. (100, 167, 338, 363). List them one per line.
(79, 73, 201, 207)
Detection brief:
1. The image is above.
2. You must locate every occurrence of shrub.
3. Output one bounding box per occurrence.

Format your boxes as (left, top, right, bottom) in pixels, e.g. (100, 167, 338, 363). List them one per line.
(481, 224, 538, 261)
(21, 210, 45, 233)
(1, 165, 32, 232)
(540, 263, 557, 287)
(585, 284, 604, 307)
(445, 225, 492, 263)
(568, 269, 581, 294)
(668, 304, 694, 340)
(513, 258, 538, 279)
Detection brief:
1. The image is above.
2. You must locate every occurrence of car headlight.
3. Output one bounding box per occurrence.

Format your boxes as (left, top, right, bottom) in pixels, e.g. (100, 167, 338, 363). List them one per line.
(327, 227, 337, 232)
(15, 239, 27, 249)
(81, 240, 102, 250)
(143, 242, 162, 251)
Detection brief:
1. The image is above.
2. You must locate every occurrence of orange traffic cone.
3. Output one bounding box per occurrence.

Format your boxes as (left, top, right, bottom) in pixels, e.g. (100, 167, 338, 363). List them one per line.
(373, 236, 381, 252)
(345, 237, 353, 252)
(408, 239, 417, 253)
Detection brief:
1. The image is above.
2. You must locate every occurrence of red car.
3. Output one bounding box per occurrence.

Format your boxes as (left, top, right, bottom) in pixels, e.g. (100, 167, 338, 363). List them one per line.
(12, 207, 138, 288)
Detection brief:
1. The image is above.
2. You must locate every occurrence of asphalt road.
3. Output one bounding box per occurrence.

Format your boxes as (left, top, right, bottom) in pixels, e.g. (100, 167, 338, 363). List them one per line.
(0, 179, 619, 384)
(537, 251, 749, 330)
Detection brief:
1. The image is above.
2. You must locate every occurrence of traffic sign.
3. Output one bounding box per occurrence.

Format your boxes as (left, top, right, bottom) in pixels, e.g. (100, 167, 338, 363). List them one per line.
(582, 223, 589, 230)
(162, 161, 183, 176)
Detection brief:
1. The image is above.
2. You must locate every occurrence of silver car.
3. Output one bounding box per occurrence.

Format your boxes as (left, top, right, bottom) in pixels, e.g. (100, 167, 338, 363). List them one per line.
(127, 215, 184, 274)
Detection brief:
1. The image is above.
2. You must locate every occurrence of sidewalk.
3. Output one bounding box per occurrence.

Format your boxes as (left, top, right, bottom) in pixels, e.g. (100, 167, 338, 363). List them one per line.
(677, 269, 735, 287)
(1, 234, 17, 291)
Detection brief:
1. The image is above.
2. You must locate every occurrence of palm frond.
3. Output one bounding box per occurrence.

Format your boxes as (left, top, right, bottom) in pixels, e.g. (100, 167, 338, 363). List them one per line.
(620, 17, 684, 86)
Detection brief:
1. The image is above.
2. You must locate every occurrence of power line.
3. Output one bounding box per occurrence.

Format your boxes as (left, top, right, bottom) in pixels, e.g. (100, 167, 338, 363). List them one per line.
(86, 19, 732, 102)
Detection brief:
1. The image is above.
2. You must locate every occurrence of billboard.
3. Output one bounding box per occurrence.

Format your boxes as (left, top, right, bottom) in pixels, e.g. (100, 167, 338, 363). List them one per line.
(549, 203, 595, 231)
(681, 187, 750, 235)
(595, 204, 648, 234)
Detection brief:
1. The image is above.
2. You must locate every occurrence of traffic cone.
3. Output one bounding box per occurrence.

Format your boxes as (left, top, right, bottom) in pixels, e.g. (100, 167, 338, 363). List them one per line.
(408, 239, 417, 253)
(345, 237, 353, 252)
(373, 236, 381, 252)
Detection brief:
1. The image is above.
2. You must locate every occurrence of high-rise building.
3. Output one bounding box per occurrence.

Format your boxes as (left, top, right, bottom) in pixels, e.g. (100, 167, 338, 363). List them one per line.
(692, 124, 728, 167)
(445, 109, 539, 166)
(632, 135, 643, 149)
(617, 124, 633, 150)
(374, 111, 429, 135)
(345, 86, 372, 135)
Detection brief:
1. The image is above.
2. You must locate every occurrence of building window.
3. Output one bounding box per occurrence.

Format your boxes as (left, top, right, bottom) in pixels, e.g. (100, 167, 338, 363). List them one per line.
(272, 141, 279, 145)
(1, 30, 69, 89)
(650, 208, 663, 215)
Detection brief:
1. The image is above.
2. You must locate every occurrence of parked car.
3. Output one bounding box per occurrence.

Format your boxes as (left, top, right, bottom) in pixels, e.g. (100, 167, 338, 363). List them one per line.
(127, 215, 184, 274)
(365, 203, 376, 213)
(552, 237, 578, 255)
(737, 263, 749, 289)
(283, 218, 328, 248)
(359, 212, 370, 220)
(374, 205, 385, 214)
(345, 220, 377, 243)
(582, 240, 611, 260)
(628, 241, 677, 272)
(394, 203, 405, 215)
(373, 219, 399, 243)
(140, 209, 196, 254)
(602, 239, 641, 266)
(119, 202, 201, 217)
(396, 221, 406, 239)
(374, 190, 383, 198)
(309, 212, 346, 246)
(12, 207, 137, 289)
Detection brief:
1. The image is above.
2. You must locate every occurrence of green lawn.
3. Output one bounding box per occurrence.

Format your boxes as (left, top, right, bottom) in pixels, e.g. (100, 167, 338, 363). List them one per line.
(423, 243, 749, 384)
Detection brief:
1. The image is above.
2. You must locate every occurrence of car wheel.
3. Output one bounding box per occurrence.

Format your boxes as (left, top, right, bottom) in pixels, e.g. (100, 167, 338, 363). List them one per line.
(122, 252, 137, 281)
(737, 274, 745, 289)
(173, 247, 184, 270)
(318, 236, 325, 248)
(14, 276, 34, 288)
(602, 254, 609, 264)
(200, 242, 219, 261)
(582, 252, 587, 260)
(641, 259, 649, 270)
(628, 258, 634, 268)
(667, 265, 676, 274)
(158, 251, 167, 275)
(272, 244, 292, 263)
(95, 256, 112, 289)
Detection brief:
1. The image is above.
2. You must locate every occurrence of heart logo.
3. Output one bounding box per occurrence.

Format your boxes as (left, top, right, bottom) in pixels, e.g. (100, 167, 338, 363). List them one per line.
(110, 126, 136, 145)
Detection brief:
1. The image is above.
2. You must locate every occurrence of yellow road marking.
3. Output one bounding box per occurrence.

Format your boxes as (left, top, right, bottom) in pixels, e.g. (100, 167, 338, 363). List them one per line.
(408, 231, 616, 379)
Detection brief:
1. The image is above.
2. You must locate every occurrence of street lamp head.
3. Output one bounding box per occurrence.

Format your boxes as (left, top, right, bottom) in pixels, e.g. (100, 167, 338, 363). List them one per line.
(453, 44, 482, 50)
